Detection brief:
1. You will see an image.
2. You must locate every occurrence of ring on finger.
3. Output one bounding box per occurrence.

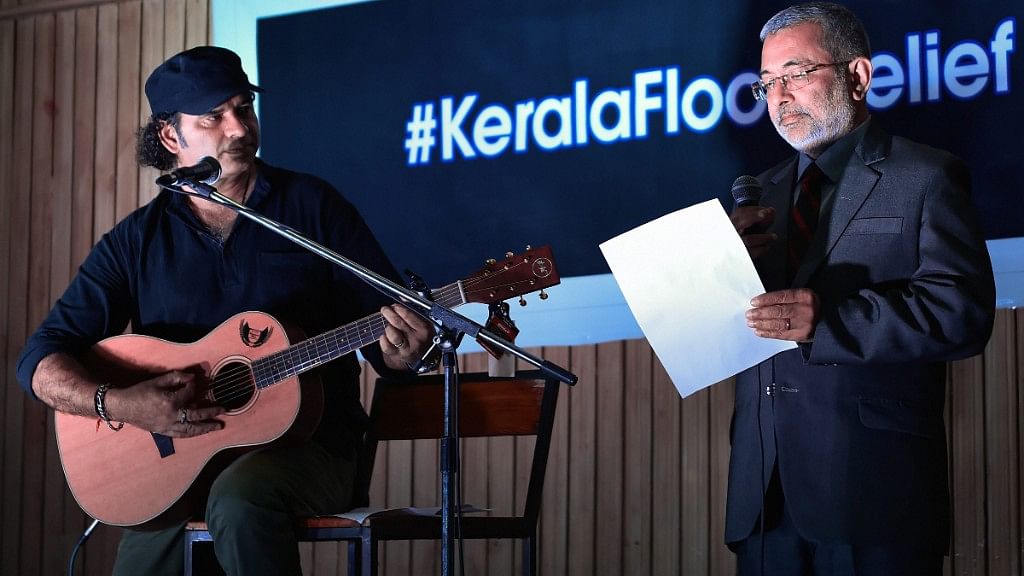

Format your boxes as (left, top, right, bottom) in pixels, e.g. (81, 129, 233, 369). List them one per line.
(785, 319, 791, 331)
(393, 340, 406, 349)
(179, 407, 189, 425)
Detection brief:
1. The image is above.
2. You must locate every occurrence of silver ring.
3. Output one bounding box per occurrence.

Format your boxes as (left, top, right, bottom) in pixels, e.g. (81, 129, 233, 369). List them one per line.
(179, 408, 188, 425)
(785, 319, 791, 331)
(393, 340, 406, 349)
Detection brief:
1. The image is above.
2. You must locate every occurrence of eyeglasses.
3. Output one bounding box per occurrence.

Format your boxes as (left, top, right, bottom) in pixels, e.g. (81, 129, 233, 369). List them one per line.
(750, 61, 851, 101)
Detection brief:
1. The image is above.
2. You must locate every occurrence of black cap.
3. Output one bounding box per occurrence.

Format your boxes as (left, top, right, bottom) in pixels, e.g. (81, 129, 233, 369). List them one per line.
(144, 46, 263, 116)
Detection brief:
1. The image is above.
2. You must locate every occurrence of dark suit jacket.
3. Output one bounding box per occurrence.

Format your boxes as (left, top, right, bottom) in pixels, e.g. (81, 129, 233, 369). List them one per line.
(725, 121, 995, 551)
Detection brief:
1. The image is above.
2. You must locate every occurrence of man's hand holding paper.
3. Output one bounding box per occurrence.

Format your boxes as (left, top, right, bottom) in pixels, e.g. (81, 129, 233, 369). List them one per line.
(600, 199, 796, 399)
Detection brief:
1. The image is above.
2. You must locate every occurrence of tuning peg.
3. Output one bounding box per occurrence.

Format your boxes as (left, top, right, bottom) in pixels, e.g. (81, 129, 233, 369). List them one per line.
(539, 289, 549, 300)
(505, 251, 514, 259)
(526, 244, 532, 251)
(485, 258, 497, 266)
(519, 295, 527, 306)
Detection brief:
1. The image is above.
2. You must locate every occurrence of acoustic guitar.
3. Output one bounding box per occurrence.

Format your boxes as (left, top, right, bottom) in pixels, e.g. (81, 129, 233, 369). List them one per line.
(55, 246, 559, 527)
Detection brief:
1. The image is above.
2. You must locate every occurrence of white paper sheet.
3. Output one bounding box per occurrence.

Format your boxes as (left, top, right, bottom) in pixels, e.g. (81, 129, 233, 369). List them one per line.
(599, 199, 796, 398)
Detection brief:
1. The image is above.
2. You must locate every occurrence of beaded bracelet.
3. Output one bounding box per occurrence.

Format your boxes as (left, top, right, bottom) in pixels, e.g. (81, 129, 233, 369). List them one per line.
(94, 383, 125, 431)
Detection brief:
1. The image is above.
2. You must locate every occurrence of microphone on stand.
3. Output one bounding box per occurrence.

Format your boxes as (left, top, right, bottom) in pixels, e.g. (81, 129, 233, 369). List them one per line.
(156, 156, 222, 187)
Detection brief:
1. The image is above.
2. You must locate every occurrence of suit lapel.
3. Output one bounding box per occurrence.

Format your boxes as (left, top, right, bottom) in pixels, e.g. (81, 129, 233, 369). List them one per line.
(791, 122, 891, 287)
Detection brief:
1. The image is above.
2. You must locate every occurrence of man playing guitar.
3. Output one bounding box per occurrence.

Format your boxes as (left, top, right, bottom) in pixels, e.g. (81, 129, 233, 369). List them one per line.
(16, 46, 432, 576)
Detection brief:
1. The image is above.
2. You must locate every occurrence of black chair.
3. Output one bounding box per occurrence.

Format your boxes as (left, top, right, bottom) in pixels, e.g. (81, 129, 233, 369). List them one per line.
(184, 370, 562, 576)
(355, 370, 561, 576)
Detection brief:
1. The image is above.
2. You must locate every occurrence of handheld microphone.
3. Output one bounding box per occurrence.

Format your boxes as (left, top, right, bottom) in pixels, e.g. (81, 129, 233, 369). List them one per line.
(156, 156, 222, 187)
(730, 175, 762, 208)
(731, 175, 766, 236)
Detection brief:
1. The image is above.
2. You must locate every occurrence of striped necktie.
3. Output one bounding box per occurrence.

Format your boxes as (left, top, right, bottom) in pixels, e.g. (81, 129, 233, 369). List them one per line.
(788, 163, 824, 283)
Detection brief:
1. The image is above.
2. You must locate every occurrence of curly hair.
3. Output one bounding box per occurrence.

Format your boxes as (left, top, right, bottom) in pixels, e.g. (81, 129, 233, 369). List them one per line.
(136, 112, 185, 170)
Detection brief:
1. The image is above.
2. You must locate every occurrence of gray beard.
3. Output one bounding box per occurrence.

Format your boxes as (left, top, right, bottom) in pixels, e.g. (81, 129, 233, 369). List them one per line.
(775, 84, 856, 157)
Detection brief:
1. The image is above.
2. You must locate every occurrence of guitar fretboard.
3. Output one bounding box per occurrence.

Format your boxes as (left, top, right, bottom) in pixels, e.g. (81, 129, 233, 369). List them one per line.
(250, 281, 465, 389)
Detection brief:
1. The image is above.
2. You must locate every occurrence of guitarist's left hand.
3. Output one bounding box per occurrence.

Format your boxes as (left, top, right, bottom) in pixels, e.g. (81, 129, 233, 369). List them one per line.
(379, 304, 434, 371)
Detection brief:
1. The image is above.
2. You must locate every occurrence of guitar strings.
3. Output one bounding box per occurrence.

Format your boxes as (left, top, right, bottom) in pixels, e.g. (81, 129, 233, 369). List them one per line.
(209, 315, 391, 406)
(207, 315, 387, 404)
(208, 265, 528, 404)
(205, 258, 543, 406)
(206, 281, 464, 404)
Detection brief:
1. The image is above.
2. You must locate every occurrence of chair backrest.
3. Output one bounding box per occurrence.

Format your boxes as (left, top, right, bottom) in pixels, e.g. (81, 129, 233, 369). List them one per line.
(360, 370, 560, 525)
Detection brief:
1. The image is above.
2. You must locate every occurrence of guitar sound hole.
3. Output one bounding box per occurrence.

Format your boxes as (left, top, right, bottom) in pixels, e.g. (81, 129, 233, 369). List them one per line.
(211, 361, 256, 411)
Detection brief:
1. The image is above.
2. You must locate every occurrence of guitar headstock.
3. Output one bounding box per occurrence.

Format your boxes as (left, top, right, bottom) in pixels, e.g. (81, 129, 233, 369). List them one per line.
(460, 245, 560, 305)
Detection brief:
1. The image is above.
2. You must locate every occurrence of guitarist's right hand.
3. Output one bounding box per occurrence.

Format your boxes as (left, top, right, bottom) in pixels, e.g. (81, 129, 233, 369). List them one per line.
(105, 371, 225, 437)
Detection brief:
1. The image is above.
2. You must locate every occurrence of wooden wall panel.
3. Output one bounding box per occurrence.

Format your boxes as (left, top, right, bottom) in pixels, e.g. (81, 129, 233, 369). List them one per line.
(595, 340, 625, 576)
(487, 384, 516, 576)
(411, 418, 440, 576)
(22, 14, 50, 576)
(708, 379, 736, 576)
(513, 349, 539, 576)
(540, 345, 570, 576)
(652, 357, 681, 575)
(1, 3, 1023, 576)
(950, 350, 987, 575)
(137, 0, 162, 205)
(64, 30, 93, 565)
(71, 7, 96, 287)
(50, 9, 73, 296)
(680, 386, 709, 573)
(93, 3, 116, 241)
(163, 0, 183, 54)
(43, 13, 77, 576)
(461, 352, 491, 575)
(1017, 309, 1024, 575)
(624, 339, 653, 576)
(985, 313, 1019, 573)
(0, 16, 22, 576)
(567, 344, 597, 576)
(384, 437, 413, 576)
(113, 0, 138, 222)
(0, 24, 10, 553)
(183, 0, 203, 47)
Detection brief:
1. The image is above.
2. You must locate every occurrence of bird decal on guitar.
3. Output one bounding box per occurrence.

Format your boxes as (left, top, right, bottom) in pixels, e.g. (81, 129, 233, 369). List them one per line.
(238, 320, 273, 348)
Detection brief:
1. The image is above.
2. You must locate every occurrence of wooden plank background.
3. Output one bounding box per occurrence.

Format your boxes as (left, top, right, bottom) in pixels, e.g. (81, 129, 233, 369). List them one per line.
(1, 2, 1022, 575)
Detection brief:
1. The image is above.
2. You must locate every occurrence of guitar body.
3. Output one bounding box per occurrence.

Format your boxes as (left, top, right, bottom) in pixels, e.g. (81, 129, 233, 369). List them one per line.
(55, 311, 324, 528)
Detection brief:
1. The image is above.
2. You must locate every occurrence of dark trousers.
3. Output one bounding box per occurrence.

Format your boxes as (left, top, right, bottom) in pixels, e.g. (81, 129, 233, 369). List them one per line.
(112, 441, 356, 576)
(731, 471, 944, 576)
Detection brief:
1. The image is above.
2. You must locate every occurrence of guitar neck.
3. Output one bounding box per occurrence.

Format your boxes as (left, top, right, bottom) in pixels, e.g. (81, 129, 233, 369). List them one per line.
(250, 281, 466, 388)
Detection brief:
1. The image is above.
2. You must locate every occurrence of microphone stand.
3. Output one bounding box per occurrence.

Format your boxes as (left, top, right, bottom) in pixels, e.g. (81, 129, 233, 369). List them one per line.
(166, 179, 577, 576)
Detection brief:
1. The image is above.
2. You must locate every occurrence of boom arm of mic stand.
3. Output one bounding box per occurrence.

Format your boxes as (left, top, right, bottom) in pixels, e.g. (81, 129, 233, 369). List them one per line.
(175, 180, 578, 386)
